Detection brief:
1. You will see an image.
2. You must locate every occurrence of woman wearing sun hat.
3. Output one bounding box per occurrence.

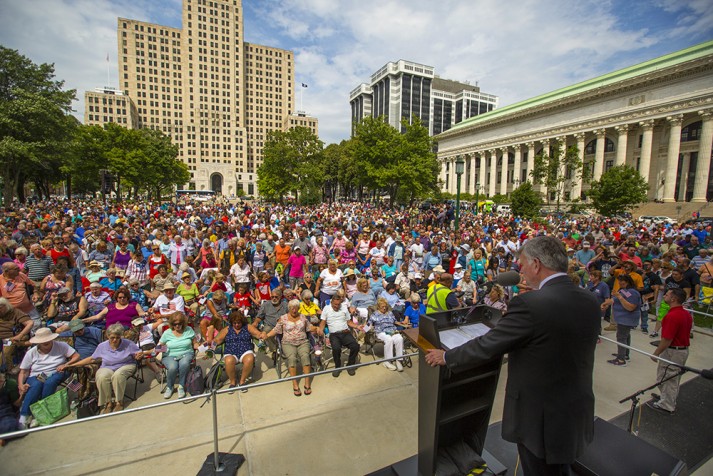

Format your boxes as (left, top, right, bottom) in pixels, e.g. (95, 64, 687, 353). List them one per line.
(17, 328, 79, 428)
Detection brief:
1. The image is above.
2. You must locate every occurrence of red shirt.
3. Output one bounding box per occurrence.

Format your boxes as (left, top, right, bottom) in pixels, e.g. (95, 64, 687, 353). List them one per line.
(47, 247, 71, 264)
(661, 305, 693, 347)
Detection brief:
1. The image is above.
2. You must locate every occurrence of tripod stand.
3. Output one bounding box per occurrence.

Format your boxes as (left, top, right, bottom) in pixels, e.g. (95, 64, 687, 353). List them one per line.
(618, 366, 686, 434)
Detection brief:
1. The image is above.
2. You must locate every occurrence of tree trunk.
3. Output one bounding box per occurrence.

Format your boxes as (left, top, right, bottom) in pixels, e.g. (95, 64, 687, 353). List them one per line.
(3, 164, 18, 204)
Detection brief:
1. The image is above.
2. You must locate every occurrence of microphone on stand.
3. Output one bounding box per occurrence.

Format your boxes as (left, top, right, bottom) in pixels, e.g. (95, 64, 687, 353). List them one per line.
(492, 271, 521, 287)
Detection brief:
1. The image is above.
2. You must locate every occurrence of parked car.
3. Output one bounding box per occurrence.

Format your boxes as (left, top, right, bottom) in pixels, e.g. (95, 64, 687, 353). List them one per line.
(639, 215, 676, 225)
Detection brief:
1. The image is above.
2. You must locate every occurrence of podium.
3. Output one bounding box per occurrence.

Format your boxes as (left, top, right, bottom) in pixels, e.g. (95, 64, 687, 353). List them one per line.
(403, 305, 506, 476)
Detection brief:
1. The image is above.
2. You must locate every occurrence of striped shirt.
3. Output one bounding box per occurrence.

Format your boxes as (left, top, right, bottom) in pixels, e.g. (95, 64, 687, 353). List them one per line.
(25, 254, 53, 281)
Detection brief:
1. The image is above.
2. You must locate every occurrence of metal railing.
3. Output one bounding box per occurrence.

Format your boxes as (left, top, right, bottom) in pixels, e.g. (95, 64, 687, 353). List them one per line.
(0, 352, 417, 471)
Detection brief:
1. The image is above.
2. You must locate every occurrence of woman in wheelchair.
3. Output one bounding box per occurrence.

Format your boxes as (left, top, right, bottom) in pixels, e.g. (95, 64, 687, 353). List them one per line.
(298, 290, 321, 325)
(369, 298, 409, 372)
(262, 299, 319, 396)
(213, 310, 262, 391)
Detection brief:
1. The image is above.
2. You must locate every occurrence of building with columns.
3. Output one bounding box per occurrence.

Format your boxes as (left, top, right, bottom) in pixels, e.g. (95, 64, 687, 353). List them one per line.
(436, 41, 713, 204)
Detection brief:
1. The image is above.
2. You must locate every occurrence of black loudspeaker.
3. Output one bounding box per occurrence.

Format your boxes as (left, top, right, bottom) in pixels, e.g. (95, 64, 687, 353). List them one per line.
(574, 418, 688, 476)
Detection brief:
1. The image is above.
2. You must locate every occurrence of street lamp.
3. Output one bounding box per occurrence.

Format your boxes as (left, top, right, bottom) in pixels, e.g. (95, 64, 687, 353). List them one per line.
(455, 155, 465, 231)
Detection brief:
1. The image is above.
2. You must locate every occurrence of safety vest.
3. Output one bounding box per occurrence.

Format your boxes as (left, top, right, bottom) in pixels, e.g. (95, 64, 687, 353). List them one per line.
(426, 284, 452, 315)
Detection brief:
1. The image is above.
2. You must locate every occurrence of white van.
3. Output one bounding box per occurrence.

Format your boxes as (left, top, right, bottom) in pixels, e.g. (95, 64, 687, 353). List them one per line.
(496, 204, 512, 214)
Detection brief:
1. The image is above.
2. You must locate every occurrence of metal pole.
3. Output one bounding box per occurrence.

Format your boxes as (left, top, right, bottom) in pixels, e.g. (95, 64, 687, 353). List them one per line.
(455, 172, 462, 231)
(211, 388, 223, 471)
(475, 182, 479, 217)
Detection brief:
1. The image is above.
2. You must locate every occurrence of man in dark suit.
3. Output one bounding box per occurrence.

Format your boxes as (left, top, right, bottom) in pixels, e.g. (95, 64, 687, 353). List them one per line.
(426, 236, 600, 475)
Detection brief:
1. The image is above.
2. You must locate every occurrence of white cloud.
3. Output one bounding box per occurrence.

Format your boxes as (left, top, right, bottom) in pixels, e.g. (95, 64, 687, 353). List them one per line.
(1, 0, 711, 146)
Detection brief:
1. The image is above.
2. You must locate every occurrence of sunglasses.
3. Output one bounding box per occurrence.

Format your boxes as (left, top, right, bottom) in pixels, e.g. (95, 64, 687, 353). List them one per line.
(171, 322, 183, 327)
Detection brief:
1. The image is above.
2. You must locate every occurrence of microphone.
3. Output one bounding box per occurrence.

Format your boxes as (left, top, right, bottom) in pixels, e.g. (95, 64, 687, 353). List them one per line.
(681, 365, 713, 380)
(493, 271, 521, 287)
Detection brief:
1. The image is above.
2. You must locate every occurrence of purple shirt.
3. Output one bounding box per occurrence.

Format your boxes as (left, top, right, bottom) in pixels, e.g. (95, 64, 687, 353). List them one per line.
(91, 338, 140, 371)
(105, 302, 140, 328)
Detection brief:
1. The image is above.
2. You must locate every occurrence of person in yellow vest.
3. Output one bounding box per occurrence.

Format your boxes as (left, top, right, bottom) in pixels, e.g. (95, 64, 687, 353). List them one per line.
(426, 273, 460, 314)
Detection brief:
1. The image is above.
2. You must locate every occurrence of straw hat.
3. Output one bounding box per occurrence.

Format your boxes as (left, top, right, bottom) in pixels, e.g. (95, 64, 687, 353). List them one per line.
(30, 328, 59, 344)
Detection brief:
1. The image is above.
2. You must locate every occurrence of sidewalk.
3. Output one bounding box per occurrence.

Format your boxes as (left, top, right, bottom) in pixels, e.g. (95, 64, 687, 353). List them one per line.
(1, 327, 711, 475)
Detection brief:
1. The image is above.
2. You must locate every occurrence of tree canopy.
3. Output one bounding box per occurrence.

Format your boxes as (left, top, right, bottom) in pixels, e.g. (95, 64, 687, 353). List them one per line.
(510, 181, 543, 219)
(587, 165, 649, 216)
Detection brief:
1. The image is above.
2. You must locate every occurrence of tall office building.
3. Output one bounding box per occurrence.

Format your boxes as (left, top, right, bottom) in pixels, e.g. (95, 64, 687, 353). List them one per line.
(85, 0, 314, 196)
(349, 60, 498, 136)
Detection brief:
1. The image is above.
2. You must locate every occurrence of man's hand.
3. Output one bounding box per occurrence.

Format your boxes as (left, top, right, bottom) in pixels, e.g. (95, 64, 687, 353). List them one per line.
(19, 382, 30, 395)
(425, 349, 446, 367)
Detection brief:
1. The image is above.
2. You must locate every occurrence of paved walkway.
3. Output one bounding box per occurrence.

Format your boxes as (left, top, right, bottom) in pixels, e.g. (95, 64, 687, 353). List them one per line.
(1, 327, 711, 475)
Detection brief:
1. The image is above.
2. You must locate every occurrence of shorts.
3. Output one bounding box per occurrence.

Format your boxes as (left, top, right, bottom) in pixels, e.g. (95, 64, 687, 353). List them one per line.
(282, 341, 310, 368)
(226, 350, 255, 363)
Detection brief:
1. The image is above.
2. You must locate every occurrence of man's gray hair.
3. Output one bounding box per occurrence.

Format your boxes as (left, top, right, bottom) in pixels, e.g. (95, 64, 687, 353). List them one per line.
(519, 236, 568, 273)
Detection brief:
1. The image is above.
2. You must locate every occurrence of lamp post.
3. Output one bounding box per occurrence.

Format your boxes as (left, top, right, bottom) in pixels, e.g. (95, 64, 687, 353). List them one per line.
(475, 181, 480, 216)
(455, 155, 465, 232)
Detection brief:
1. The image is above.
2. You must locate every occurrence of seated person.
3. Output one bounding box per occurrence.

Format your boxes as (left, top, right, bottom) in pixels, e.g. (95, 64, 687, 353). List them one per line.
(298, 290, 321, 325)
(152, 283, 185, 317)
(99, 268, 123, 294)
(17, 328, 79, 429)
(0, 298, 34, 373)
(232, 283, 256, 313)
(350, 278, 377, 319)
(149, 265, 177, 300)
(46, 287, 88, 325)
(67, 323, 146, 414)
(263, 299, 319, 396)
(403, 293, 425, 328)
(203, 314, 225, 345)
(456, 273, 477, 306)
(213, 310, 262, 391)
(483, 284, 508, 312)
(85, 282, 112, 318)
(200, 290, 231, 338)
(378, 283, 402, 309)
(88, 288, 147, 329)
(249, 289, 287, 358)
(0, 371, 22, 444)
(369, 298, 408, 372)
(176, 272, 200, 315)
(84, 260, 104, 283)
(55, 319, 103, 399)
(159, 312, 198, 399)
(128, 278, 151, 312)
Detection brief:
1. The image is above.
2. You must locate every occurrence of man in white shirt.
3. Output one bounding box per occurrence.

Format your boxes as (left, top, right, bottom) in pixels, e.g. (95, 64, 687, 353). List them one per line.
(152, 283, 186, 316)
(318, 291, 362, 377)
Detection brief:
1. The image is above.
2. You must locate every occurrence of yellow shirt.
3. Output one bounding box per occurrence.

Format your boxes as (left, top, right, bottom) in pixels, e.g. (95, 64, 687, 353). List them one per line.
(299, 301, 320, 317)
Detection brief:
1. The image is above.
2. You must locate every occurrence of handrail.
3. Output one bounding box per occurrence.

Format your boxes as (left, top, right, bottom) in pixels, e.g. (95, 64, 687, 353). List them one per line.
(0, 352, 417, 440)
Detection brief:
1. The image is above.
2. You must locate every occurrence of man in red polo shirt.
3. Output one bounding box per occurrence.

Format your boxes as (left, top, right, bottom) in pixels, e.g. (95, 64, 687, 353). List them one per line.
(647, 288, 693, 414)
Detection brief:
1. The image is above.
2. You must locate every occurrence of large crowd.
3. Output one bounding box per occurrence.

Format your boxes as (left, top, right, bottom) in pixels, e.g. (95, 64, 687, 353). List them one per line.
(0, 197, 707, 438)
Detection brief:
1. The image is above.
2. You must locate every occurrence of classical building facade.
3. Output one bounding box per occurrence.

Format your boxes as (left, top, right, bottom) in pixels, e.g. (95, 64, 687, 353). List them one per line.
(436, 41, 713, 203)
(84, 0, 314, 196)
(349, 60, 498, 136)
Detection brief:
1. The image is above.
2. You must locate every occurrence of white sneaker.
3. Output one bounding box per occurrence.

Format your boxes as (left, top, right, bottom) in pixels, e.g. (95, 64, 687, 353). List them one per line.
(383, 362, 397, 371)
(18, 416, 31, 430)
(177, 385, 186, 399)
(163, 387, 174, 399)
(395, 360, 404, 372)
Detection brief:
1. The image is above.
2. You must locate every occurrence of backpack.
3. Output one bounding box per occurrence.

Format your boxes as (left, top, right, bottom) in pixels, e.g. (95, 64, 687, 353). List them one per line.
(185, 365, 205, 396)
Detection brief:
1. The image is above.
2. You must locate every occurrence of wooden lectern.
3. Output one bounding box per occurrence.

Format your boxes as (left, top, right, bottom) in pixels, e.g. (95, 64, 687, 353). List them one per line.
(403, 305, 506, 476)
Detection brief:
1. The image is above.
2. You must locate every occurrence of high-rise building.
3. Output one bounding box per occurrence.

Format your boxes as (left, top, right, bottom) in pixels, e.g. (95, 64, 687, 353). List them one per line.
(86, 0, 314, 196)
(84, 87, 138, 128)
(349, 60, 498, 136)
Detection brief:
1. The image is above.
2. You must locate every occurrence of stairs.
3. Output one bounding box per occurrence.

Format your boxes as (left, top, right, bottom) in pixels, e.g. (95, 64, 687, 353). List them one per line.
(632, 202, 712, 222)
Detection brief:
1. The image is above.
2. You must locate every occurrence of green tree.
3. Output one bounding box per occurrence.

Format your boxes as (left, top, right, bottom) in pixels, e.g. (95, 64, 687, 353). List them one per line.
(588, 165, 649, 216)
(257, 126, 324, 204)
(352, 115, 438, 205)
(0, 46, 76, 203)
(510, 182, 543, 218)
(531, 139, 588, 211)
(490, 193, 508, 205)
(64, 124, 110, 196)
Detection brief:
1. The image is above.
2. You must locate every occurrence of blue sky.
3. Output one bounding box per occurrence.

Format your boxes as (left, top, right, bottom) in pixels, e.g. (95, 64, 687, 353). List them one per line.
(1, 0, 712, 145)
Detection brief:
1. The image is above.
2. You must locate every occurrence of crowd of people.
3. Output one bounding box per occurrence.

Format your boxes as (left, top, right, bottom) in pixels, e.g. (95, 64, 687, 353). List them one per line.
(0, 196, 704, 437)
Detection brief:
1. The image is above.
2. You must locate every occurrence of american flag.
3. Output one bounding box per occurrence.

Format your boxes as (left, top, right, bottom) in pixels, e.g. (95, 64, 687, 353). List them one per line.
(67, 378, 82, 393)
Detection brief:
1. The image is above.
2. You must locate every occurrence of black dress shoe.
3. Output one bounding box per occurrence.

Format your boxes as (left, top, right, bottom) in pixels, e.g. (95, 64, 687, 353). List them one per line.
(347, 368, 356, 376)
(332, 370, 341, 378)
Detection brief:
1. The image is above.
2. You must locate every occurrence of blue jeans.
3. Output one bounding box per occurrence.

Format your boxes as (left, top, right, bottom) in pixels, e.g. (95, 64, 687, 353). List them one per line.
(20, 372, 67, 416)
(640, 308, 649, 332)
(163, 353, 192, 389)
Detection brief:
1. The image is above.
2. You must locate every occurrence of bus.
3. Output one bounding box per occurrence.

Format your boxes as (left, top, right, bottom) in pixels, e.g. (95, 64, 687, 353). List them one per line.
(175, 190, 216, 202)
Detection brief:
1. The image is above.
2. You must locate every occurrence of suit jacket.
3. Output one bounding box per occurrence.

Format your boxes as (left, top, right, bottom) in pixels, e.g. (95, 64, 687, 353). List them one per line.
(445, 275, 600, 464)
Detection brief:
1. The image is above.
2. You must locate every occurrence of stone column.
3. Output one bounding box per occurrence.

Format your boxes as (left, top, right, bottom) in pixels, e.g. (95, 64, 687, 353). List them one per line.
(468, 154, 476, 195)
(615, 125, 628, 166)
(513, 145, 522, 190)
(525, 142, 535, 185)
(638, 120, 655, 188)
(478, 152, 486, 195)
(573, 133, 585, 201)
(593, 129, 606, 180)
(692, 110, 713, 202)
(538, 139, 549, 195)
(439, 158, 447, 193)
(488, 150, 497, 197)
(663, 114, 683, 202)
(499, 147, 509, 196)
(678, 153, 690, 202)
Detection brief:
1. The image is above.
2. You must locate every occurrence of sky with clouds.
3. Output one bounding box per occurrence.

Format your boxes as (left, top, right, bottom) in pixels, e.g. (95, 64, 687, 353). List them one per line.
(1, 0, 712, 145)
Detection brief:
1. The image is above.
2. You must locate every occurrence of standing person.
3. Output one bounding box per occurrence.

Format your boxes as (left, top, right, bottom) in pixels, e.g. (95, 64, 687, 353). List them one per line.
(647, 288, 693, 414)
(425, 236, 600, 475)
(605, 274, 641, 366)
